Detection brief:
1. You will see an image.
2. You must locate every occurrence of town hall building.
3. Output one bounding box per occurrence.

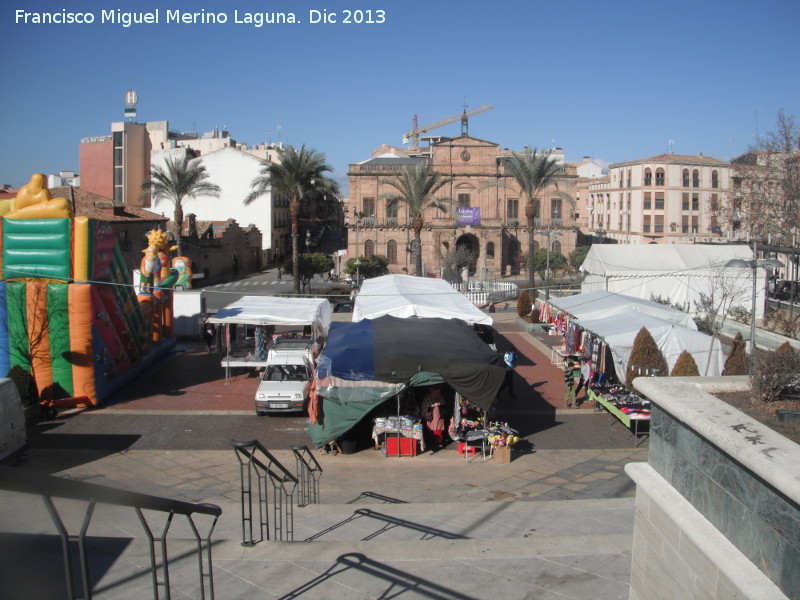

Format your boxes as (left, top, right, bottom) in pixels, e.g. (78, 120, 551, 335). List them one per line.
(346, 134, 581, 280)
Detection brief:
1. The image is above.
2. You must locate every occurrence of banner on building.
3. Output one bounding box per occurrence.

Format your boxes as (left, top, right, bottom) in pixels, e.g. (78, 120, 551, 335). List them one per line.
(456, 207, 481, 226)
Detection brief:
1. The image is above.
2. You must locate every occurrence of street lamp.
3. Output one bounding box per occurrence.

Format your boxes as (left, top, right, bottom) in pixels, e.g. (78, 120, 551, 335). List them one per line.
(536, 225, 561, 302)
(726, 241, 783, 373)
(355, 258, 361, 287)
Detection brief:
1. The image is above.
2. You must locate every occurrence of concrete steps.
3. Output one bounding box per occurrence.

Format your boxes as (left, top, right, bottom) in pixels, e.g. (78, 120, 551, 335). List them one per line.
(1, 495, 635, 599)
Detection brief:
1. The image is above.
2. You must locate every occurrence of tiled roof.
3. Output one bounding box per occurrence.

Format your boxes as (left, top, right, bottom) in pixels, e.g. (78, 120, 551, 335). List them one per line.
(50, 186, 168, 223)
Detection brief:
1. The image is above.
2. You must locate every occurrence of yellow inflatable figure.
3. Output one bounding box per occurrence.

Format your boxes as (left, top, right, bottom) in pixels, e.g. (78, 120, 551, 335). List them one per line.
(140, 229, 178, 292)
(5, 173, 73, 219)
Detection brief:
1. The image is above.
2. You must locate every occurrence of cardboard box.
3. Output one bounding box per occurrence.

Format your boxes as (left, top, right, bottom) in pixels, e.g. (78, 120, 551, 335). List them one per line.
(493, 445, 511, 464)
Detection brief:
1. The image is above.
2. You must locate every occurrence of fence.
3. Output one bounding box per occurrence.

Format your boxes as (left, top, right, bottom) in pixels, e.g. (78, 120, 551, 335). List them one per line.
(451, 280, 520, 306)
(0, 465, 221, 600)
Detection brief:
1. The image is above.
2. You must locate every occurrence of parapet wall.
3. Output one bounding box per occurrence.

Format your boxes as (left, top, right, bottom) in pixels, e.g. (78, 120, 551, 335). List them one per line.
(626, 376, 798, 600)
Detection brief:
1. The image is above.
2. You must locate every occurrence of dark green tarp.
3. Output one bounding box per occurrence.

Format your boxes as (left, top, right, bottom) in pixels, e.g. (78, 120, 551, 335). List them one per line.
(308, 315, 505, 447)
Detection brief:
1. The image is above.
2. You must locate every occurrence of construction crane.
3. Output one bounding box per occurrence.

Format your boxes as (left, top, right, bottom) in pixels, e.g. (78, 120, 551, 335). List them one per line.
(403, 104, 494, 149)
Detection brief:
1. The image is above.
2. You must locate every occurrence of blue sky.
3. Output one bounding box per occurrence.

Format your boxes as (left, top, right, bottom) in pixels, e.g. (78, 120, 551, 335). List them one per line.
(2, 0, 798, 193)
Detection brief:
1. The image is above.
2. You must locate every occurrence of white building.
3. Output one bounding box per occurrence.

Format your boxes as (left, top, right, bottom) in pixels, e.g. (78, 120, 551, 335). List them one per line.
(151, 146, 287, 260)
(587, 153, 730, 245)
(47, 170, 80, 188)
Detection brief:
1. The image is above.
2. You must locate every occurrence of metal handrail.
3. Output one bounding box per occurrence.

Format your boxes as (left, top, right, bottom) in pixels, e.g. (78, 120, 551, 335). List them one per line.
(0, 466, 221, 600)
(230, 439, 298, 545)
(291, 445, 323, 506)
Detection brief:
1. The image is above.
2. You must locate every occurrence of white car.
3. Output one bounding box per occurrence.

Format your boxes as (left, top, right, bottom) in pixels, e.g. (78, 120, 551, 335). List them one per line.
(254, 339, 314, 415)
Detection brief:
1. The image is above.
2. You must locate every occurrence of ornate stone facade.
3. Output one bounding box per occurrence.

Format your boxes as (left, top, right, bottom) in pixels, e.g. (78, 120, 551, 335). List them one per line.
(347, 136, 580, 279)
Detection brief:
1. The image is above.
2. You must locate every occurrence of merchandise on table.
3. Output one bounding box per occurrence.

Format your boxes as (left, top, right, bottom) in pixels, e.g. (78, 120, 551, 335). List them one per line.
(591, 385, 651, 419)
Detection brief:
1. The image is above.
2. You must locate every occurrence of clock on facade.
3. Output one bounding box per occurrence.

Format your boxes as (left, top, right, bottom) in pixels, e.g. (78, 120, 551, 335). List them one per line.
(460, 149, 471, 162)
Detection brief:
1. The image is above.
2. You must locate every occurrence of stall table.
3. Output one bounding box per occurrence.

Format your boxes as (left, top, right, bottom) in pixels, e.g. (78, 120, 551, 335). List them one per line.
(588, 388, 649, 446)
(551, 347, 581, 366)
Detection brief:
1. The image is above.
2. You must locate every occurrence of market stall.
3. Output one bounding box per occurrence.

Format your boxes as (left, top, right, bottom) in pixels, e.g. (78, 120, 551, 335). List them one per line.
(587, 386, 651, 444)
(579, 244, 762, 317)
(540, 291, 724, 383)
(352, 274, 493, 326)
(208, 296, 331, 377)
(308, 315, 507, 456)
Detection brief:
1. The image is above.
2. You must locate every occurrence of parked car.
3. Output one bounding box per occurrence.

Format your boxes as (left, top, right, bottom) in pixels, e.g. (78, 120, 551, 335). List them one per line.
(773, 280, 799, 301)
(254, 339, 315, 415)
(333, 301, 354, 313)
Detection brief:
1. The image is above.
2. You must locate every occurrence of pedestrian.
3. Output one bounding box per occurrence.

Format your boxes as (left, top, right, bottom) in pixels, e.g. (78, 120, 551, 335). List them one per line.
(202, 319, 216, 354)
(422, 386, 446, 451)
(277, 266, 282, 281)
(502, 348, 517, 400)
(563, 361, 578, 408)
(574, 357, 591, 403)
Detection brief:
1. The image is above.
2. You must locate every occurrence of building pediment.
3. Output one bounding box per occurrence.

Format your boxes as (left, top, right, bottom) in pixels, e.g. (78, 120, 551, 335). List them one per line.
(432, 135, 499, 149)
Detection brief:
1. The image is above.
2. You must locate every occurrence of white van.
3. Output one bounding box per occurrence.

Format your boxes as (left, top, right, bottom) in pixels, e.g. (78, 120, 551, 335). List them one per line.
(254, 339, 315, 415)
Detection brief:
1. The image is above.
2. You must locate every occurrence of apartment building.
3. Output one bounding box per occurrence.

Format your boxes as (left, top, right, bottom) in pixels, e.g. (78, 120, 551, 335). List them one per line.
(79, 120, 282, 263)
(587, 153, 730, 244)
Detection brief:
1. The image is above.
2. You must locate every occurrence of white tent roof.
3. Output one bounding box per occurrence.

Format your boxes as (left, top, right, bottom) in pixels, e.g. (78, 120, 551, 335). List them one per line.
(209, 296, 332, 336)
(579, 244, 763, 317)
(548, 290, 697, 329)
(353, 274, 493, 325)
(575, 311, 724, 380)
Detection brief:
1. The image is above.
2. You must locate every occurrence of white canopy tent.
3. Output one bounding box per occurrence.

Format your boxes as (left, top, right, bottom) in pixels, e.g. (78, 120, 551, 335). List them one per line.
(547, 290, 698, 329)
(209, 296, 332, 337)
(574, 311, 725, 381)
(579, 244, 766, 317)
(353, 274, 493, 326)
(546, 291, 722, 380)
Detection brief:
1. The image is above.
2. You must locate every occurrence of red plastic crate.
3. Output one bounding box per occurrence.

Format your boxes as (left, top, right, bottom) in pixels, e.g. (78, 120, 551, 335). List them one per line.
(385, 436, 417, 457)
(457, 442, 477, 455)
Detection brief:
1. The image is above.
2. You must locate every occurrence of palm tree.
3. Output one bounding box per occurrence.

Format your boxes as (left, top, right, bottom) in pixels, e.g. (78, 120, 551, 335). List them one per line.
(379, 163, 454, 276)
(487, 147, 567, 291)
(141, 154, 221, 257)
(245, 145, 339, 295)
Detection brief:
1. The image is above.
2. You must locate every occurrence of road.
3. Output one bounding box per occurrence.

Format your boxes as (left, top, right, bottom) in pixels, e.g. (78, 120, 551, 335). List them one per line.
(201, 268, 341, 312)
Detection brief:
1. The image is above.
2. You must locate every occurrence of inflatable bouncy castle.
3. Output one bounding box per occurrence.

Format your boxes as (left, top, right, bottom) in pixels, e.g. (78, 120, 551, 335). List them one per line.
(0, 174, 178, 405)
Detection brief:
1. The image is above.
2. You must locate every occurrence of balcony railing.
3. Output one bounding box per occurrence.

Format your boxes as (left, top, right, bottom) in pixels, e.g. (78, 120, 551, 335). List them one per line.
(0, 465, 221, 600)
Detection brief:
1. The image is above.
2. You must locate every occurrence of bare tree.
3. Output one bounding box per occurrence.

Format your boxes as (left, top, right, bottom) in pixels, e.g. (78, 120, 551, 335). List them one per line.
(720, 110, 800, 246)
(440, 245, 476, 284)
(694, 261, 752, 375)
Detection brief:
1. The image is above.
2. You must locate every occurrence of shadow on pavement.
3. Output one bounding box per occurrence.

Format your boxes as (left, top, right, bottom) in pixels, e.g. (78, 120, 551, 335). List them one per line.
(278, 552, 479, 600)
(0, 532, 133, 599)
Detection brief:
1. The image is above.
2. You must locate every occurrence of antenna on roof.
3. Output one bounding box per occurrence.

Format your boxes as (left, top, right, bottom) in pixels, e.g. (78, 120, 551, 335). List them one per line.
(668, 139, 675, 154)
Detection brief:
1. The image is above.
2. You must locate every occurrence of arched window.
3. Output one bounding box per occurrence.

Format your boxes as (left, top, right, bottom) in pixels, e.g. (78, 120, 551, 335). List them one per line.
(711, 170, 719, 189)
(644, 168, 653, 186)
(486, 241, 495, 259)
(552, 240, 561, 254)
(692, 169, 700, 188)
(682, 169, 690, 187)
(387, 240, 397, 264)
(364, 239, 375, 258)
(655, 168, 665, 186)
